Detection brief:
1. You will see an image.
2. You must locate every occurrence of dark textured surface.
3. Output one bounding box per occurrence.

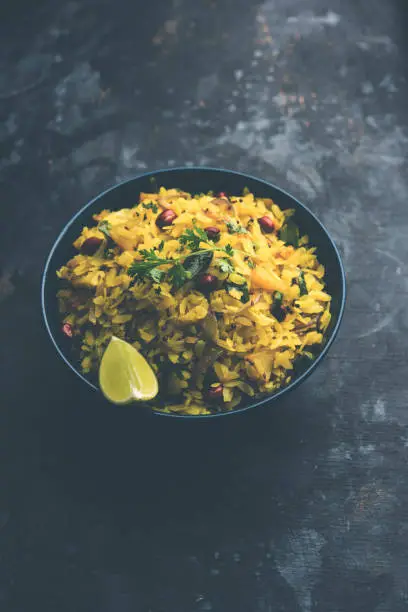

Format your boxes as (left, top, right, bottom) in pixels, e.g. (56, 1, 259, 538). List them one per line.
(1, 1, 408, 610)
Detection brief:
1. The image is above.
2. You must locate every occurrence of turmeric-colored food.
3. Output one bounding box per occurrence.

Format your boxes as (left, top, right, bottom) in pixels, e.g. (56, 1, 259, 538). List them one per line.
(57, 188, 331, 415)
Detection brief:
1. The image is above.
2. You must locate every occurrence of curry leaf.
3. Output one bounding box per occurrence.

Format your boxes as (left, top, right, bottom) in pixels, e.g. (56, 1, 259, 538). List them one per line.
(279, 219, 299, 247)
(298, 271, 308, 296)
(183, 251, 214, 279)
(270, 291, 285, 321)
(226, 280, 250, 304)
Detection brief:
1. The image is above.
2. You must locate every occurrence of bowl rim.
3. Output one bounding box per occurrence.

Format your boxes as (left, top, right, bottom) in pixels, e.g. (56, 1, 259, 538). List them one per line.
(41, 166, 346, 419)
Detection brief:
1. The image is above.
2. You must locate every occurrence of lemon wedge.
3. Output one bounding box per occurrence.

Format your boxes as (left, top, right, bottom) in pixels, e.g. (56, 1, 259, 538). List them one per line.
(99, 336, 159, 404)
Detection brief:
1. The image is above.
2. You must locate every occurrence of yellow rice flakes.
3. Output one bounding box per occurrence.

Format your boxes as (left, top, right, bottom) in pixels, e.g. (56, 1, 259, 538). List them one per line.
(57, 187, 331, 415)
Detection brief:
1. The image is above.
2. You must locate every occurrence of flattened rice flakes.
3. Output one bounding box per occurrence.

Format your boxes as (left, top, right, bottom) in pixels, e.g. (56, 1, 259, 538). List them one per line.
(57, 188, 331, 415)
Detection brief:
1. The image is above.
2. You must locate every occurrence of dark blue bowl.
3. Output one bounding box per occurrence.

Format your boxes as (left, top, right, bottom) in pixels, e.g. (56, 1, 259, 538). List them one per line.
(41, 167, 346, 418)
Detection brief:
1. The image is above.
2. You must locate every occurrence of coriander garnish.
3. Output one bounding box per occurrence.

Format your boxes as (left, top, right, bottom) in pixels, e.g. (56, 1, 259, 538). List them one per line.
(179, 223, 212, 252)
(142, 201, 159, 213)
(217, 258, 234, 274)
(226, 219, 247, 234)
(128, 224, 237, 289)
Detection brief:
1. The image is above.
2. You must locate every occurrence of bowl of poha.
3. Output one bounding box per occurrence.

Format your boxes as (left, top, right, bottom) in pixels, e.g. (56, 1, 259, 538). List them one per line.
(41, 167, 346, 418)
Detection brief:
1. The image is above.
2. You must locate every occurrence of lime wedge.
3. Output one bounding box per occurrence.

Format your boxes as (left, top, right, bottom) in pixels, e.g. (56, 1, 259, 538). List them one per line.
(99, 336, 159, 404)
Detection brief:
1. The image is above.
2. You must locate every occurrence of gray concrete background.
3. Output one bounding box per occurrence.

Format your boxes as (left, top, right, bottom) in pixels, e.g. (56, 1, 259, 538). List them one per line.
(1, 1, 408, 610)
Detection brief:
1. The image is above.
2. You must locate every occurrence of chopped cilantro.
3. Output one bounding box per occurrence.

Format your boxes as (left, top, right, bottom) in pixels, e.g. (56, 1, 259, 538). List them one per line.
(139, 248, 159, 260)
(168, 263, 189, 289)
(226, 219, 247, 234)
(149, 267, 165, 283)
(128, 225, 236, 290)
(142, 201, 159, 213)
(179, 223, 209, 252)
(218, 258, 234, 274)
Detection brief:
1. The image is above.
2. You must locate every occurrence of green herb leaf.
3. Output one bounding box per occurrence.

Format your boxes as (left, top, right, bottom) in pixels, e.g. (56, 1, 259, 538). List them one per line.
(179, 229, 201, 252)
(98, 220, 112, 238)
(271, 291, 285, 321)
(179, 223, 210, 252)
(104, 247, 116, 259)
(183, 251, 214, 280)
(279, 219, 299, 247)
(142, 201, 159, 213)
(128, 221, 237, 290)
(194, 223, 210, 241)
(168, 263, 189, 289)
(298, 271, 308, 296)
(218, 258, 234, 274)
(226, 280, 250, 304)
(128, 260, 160, 281)
(149, 268, 165, 283)
(226, 219, 247, 234)
(240, 284, 250, 303)
(138, 248, 164, 264)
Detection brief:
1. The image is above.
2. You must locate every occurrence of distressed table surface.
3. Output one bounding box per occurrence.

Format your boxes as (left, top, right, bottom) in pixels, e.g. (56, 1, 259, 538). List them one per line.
(1, 0, 408, 610)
